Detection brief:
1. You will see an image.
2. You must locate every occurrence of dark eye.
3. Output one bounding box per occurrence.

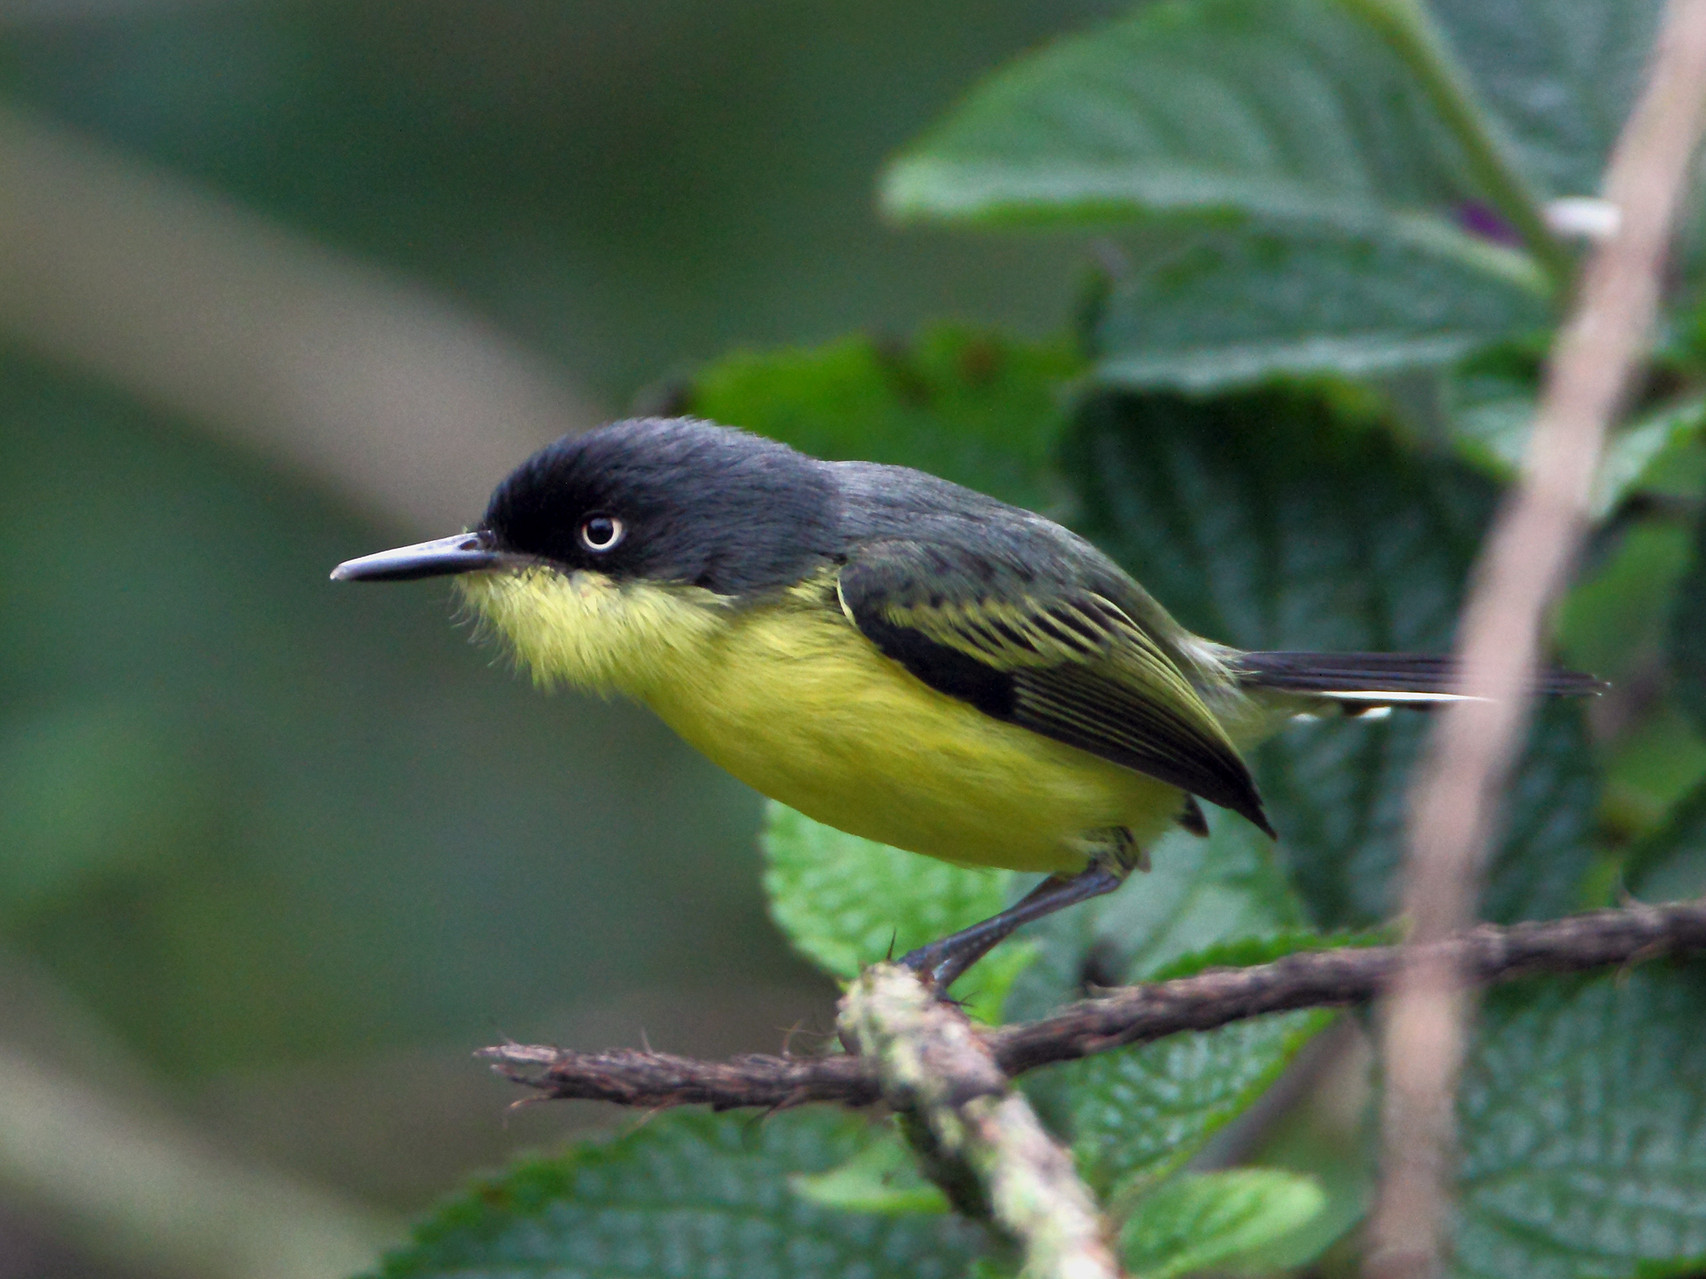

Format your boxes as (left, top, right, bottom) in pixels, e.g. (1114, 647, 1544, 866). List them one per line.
(579, 514, 624, 552)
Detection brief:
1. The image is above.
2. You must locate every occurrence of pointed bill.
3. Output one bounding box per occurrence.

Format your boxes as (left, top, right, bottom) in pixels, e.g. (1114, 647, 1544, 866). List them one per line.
(331, 532, 510, 582)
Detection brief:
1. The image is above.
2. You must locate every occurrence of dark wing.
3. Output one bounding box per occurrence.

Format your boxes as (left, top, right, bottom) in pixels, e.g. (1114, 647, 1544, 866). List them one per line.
(836, 540, 1271, 835)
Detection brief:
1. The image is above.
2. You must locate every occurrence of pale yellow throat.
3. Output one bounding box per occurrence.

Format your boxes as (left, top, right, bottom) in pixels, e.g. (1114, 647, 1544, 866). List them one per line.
(459, 566, 1187, 874)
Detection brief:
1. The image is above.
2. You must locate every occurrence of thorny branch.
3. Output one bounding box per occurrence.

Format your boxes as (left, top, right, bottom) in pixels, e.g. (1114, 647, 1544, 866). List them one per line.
(483, 900, 1706, 1110)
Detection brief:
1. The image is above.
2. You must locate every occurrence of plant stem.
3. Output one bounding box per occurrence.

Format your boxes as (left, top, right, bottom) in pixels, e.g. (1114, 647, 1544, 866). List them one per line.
(839, 964, 1122, 1279)
(1368, 2, 1706, 1273)
(1343, 0, 1575, 291)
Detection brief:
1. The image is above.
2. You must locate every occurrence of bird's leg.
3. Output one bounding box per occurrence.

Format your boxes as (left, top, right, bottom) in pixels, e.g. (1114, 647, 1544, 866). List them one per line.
(898, 863, 1125, 992)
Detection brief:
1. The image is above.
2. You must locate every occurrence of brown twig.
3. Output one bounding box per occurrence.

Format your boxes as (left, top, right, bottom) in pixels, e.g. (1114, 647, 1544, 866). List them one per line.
(482, 900, 1706, 1109)
(1369, 6, 1706, 1278)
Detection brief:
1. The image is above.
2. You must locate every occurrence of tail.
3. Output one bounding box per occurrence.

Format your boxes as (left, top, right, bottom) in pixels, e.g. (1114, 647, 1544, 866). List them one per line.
(1232, 651, 1605, 709)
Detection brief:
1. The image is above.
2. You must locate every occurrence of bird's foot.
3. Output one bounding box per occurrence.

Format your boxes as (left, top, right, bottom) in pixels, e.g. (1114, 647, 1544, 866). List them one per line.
(895, 863, 1125, 993)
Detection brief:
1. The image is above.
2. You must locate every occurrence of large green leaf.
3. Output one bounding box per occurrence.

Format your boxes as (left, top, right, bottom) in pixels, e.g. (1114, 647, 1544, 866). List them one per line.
(1066, 997, 1331, 1198)
(373, 1110, 983, 1279)
(881, 0, 1480, 233)
(1454, 970, 1706, 1279)
(1094, 227, 1549, 391)
(1067, 387, 1600, 928)
(1117, 1168, 1327, 1279)
(686, 326, 1082, 512)
(1427, 0, 1664, 197)
(760, 803, 1034, 1021)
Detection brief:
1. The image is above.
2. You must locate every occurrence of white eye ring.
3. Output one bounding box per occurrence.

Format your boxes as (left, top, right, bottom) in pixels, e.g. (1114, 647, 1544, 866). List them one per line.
(579, 514, 625, 552)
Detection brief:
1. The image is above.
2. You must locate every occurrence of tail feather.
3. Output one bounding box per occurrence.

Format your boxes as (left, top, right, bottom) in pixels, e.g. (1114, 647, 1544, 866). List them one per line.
(1233, 651, 1605, 703)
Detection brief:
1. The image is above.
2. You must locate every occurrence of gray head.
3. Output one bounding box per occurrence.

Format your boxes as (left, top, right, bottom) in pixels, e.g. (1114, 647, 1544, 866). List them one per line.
(332, 418, 840, 596)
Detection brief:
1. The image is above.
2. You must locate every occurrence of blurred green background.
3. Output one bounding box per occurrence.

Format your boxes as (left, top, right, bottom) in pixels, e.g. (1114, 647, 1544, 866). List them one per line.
(0, 3, 1124, 1274)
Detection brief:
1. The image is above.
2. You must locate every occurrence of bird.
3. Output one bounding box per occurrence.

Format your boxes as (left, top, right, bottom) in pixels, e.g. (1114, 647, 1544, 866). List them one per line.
(332, 417, 1601, 989)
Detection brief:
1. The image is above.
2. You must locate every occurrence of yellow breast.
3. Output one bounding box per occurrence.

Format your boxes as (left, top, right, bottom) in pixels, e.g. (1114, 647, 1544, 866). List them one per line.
(461, 567, 1186, 874)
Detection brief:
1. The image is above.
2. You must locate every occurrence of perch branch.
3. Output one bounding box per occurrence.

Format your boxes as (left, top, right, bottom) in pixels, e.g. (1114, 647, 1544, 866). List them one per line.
(482, 900, 1706, 1109)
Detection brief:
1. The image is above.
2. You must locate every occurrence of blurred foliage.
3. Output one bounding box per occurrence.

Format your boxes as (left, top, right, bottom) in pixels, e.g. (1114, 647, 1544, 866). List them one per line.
(0, 0, 1111, 400)
(0, 353, 774, 1074)
(0, 4, 1124, 1271)
(7, 0, 1706, 1278)
(688, 326, 1082, 513)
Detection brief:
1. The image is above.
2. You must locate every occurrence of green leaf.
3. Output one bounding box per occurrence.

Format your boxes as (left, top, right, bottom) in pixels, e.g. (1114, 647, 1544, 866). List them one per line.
(1452, 375, 1705, 518)
(1593, 401, 1706, 515)
(1073, 1006, 1331, 1199)
(1600, 704, 1706, 845)
(1671, 498, 1706, 738)
(1069, 386, 1486, 656)
(1454, 969, 1706, 1279)
(1067, 387, 1600, 928)
(789, 1122, 951, 1216)
(1627, 779, 1706, 902)
(374, 1110, 983, 1279)
(1117, 1168, 1327, 1279)
(1427, 0, 1665, 197)
(1560, 512, 1706, 840)
(760, 803, 1033, 1021)
(1094, 227, 1549, 392)
(1560, 520, 1698, 687)
(686, 326, 1082, 512)
(1478, 704, 1604, 923)
(762, 801, 1014, 980)
(1005, 819, 1332, 1194)
(881, 0, 1482, 234)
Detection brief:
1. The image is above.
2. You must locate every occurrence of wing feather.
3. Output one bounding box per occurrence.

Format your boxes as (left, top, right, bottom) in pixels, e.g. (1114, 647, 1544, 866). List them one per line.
(837, 541, 1271, 834)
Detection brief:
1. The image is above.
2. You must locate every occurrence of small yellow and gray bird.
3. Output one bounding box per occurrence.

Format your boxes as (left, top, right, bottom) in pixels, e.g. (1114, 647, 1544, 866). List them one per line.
(332, 417, 1599, 987)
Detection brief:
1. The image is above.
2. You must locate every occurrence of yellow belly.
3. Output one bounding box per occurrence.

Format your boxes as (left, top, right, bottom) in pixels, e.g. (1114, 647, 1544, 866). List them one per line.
(462, 568, 1186, 874)
(643, 597, 1184, 874)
